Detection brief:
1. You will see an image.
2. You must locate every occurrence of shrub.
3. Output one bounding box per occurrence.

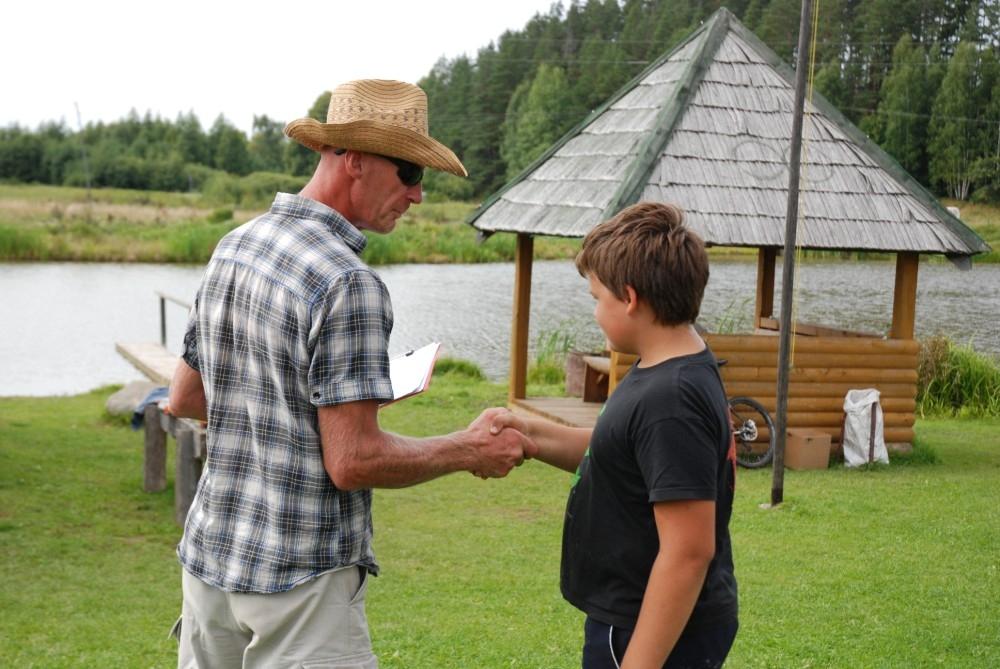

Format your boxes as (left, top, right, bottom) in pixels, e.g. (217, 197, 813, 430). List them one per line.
(423, 170, 475, 202)
(527, 324, 590, 386)
(0, 224, 47, 259)
(164, 221, 235, 263)
(433, 357, 486, 380)
(917, 335, 1000, 417)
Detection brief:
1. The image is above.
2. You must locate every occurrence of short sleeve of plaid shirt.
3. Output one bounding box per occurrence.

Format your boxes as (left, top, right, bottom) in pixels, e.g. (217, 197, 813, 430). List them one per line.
(180, 297, 200, 372)
(307, 268, 394, 407)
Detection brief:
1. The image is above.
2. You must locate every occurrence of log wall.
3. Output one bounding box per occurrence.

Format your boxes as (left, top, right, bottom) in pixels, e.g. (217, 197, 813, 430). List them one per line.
(609, 335, 919, 449)
(705, 334, 918, 447)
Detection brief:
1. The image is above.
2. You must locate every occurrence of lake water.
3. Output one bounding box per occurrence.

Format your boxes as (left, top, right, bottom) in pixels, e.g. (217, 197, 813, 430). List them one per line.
(1, 259, 997, 396)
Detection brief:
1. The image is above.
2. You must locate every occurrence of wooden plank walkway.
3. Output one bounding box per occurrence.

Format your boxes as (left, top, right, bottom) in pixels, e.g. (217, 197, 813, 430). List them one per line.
(511, 396, 603, 428)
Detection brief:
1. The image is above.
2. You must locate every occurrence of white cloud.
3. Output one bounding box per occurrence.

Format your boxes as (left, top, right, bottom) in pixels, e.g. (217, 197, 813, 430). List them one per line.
(4, 0, 556, 133)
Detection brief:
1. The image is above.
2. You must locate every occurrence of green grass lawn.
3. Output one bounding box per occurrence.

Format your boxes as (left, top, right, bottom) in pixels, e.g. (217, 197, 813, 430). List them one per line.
(1, 377, 998, 667)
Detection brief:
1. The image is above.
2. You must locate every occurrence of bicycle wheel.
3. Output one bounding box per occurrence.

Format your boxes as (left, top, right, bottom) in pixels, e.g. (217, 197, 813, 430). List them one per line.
(728, 397, 775, 469)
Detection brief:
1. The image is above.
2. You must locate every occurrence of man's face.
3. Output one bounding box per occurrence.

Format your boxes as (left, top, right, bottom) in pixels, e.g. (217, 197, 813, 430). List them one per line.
(354, 154, 423, 234)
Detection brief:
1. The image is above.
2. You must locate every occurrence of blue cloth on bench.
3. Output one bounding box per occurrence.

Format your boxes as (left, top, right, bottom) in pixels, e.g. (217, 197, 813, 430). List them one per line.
(131, 386, 169, 431)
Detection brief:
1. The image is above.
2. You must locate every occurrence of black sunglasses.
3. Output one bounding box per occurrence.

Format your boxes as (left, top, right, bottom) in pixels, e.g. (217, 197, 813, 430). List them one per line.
(380, 155, 424, 187)
(332, 148, 424, 187)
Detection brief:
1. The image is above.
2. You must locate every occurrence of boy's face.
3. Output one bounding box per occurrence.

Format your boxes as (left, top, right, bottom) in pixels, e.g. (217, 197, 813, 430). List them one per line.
(588, 273, 637, 354)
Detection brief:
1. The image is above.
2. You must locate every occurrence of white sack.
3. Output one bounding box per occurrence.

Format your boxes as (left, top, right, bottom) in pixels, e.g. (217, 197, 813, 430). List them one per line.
(842, 388, 889, 467)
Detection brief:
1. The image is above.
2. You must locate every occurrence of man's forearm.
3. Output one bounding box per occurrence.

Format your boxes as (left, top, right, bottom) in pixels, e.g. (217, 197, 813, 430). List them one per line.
(320, 404, 530, 490)
(329, 428, 477, 490)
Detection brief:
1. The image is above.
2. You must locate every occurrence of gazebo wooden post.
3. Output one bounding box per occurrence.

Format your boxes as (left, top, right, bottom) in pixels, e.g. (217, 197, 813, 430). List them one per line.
(754, 247, 777, 328)
(890, 252, 919, 340)
(509, 234, 534, 403)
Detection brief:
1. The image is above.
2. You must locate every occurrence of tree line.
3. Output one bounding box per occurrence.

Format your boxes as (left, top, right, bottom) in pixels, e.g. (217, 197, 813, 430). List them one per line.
(422, 0, 1000, 202)
(2, 0, 1000, 204)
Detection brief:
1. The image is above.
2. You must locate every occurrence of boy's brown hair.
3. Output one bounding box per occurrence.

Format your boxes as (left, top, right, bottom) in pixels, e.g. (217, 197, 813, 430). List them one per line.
(575, 201, 709, 326)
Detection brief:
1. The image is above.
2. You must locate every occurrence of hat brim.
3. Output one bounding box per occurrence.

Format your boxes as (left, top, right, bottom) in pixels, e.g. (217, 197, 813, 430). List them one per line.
(284, 118, 468, 177)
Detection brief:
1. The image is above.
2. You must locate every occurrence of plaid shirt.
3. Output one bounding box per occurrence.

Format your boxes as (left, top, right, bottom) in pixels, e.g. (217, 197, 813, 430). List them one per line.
(177, 192, 394, 593)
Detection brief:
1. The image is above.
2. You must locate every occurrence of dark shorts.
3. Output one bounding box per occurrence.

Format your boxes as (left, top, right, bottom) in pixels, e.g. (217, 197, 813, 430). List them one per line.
(582, 616, 738, 669)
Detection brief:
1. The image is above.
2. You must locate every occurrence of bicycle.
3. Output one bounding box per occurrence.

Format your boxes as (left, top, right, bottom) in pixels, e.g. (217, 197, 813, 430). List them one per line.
(719, 360, 776, 469)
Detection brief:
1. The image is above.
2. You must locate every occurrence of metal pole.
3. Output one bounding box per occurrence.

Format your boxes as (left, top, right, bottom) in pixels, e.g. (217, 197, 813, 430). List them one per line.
(772, 0, 814, 507)
(160, 295, 168, 347)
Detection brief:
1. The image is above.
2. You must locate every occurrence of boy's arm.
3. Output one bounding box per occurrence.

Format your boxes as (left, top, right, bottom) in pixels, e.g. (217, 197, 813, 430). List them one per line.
(489, 411, 591, 473)
(621, 499, 716, 669)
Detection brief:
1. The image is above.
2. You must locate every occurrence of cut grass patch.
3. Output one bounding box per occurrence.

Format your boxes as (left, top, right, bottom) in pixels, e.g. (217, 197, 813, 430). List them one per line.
(1, 383, 998, 667)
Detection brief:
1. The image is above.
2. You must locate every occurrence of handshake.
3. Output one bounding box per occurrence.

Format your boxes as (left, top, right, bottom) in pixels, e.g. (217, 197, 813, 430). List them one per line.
(464, 407, 537, 480)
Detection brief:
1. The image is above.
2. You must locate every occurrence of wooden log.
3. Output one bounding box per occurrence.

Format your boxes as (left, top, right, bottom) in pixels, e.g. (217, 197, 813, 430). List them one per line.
(732, 425, 914, 449)
(884, 428, 916, 443)
(174, 429, 203, 526)
(142, 404, 167, 493)
(720, 366, 918, 384)
(609, 351, 638, 393)
(755, 248, 776, 321)
(733, 396, 915, 413)
(891, 252, 919, 340)
(753, 318, 882, 338)
(509, 234, 534, 402)
(723, 381, 917, 399)
(705, 334, 919, 355)
(783, 411, 915, 428)
(711, 351, 917, 369)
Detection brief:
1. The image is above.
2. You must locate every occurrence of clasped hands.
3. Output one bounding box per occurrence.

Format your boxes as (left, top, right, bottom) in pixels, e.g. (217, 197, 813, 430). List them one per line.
(466, 407, 536, 479)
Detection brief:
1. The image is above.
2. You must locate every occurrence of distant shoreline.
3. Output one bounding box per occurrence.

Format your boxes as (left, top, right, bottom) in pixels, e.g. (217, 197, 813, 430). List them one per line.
(1, 184, 995, 264)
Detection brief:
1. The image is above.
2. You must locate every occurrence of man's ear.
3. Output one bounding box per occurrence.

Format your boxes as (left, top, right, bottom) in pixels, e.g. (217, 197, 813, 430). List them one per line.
(342, 150, 365, 178)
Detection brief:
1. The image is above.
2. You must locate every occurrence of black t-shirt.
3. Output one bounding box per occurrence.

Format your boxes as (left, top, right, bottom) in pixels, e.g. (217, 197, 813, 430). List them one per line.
(560, 347, 738, 630)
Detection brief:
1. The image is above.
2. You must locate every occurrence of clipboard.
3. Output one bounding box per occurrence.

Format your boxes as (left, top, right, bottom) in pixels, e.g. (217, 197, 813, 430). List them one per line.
(382, 342, 442, 406)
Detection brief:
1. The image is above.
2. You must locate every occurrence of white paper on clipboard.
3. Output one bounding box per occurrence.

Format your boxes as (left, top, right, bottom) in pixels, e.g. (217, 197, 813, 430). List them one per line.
(384, 342, 442, 406)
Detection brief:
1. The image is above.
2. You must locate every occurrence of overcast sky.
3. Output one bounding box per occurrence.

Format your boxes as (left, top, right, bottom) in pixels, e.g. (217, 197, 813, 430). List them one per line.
(4, 0, 556, 134)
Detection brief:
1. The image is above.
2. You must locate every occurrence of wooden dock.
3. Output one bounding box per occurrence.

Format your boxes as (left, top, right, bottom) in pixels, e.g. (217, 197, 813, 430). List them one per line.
(115, 341, 178, 385)
(511, 396, 603, 428)
(116, 340, 204, 525)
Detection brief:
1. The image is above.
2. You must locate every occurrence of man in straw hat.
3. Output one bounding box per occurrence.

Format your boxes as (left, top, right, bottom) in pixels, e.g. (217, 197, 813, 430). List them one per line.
(168, 79, 535, 668)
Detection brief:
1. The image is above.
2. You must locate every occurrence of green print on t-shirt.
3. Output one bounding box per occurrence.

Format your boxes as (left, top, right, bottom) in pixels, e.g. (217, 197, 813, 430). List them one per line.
(571, 448, 588, 488)
(571, 403, 604, 488)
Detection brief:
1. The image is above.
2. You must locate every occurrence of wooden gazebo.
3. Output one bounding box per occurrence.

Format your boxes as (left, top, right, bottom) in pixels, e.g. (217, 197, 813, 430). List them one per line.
(467, 9, 990, 451)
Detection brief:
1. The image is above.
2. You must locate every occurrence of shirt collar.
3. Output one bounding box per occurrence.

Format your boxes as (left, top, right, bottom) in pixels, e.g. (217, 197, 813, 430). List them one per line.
(271, 192, 368, 255)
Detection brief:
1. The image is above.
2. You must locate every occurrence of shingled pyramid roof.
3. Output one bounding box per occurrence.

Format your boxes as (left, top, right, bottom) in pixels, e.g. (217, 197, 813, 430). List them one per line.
(468, 8, 989, 258)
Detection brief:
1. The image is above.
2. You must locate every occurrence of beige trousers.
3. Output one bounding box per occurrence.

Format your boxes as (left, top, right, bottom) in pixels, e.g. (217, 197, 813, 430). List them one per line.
(175, 566, 377, 669)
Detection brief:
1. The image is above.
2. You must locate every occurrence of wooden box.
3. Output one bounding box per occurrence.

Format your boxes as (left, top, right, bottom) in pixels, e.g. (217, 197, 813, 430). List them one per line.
(785, 429, 831, 470)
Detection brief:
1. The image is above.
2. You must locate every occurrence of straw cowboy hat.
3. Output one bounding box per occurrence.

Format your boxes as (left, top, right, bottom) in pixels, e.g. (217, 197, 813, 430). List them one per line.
(284, 79, 467, 177)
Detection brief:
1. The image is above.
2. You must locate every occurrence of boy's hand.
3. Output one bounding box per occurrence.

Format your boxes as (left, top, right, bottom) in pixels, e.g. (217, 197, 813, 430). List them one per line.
(488, 409, 531, 440)
(466, 408, 538, 479)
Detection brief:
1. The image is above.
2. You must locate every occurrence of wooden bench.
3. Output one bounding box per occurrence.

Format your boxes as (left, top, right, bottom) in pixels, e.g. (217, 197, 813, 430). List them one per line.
(581, 355, 610, 402)
(116, 341, 205, 526)
(580, 351, 640, 401)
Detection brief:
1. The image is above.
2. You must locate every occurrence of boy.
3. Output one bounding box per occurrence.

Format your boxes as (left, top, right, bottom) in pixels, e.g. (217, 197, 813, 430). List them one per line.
(492, 202, 738, 668)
